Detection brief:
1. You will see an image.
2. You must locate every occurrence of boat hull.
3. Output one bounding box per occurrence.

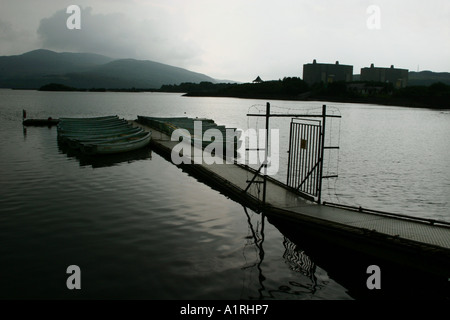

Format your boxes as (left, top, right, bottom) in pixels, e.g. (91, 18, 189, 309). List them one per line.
(80, 132, 152, 155)
(57, 116, 152, 155)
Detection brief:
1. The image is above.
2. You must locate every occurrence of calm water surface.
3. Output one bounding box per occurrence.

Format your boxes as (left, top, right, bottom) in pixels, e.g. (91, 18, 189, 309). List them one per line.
(0, 90, 449, 300)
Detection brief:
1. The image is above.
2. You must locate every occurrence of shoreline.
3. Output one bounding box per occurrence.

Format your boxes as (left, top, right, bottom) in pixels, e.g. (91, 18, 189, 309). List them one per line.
(183, 92, 450, 110)
(4, 86, 449, 110)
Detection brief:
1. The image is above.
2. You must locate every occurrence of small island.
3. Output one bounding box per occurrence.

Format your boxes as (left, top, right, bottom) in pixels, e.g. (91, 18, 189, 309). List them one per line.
(38, 83, 79, 91)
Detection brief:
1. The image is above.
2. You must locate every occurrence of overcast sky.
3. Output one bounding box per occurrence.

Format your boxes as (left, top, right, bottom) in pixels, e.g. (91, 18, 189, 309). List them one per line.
(1, 0, 449, 82)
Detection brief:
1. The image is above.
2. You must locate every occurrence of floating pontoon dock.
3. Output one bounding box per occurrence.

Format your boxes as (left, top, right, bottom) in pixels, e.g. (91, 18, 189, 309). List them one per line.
(21, 109, 60, 126)
(24, 110, 450, 279)
(23, 118, 59, 126)
(132, 111, 450, 280)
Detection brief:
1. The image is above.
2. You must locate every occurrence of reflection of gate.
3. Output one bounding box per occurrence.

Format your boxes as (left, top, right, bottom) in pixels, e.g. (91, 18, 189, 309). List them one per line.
(287, 118, 323, 200)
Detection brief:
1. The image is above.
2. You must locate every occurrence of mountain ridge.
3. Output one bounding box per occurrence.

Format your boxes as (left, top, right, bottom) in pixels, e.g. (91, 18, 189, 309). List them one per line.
(408, 71, 450, 86)
(0, 49, 217, 89)
(1, 49, 449, 89)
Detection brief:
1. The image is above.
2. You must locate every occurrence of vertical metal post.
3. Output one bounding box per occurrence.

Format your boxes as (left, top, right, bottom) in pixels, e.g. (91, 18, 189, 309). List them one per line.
(317, 105, 326, 204)
(292, 123, 298, 188)
(313, 124, 320, 195)
(262, 102, 270, 205)
(307, 124, 313, 194)
(286, 120, 293, 186)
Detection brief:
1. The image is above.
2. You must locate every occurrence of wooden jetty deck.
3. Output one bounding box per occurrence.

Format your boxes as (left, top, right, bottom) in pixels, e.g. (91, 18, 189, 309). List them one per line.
(132, 120, 450, 278)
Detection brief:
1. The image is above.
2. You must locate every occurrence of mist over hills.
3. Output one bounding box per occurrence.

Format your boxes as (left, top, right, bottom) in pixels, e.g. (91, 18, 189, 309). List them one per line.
(0, 49, 217, 89)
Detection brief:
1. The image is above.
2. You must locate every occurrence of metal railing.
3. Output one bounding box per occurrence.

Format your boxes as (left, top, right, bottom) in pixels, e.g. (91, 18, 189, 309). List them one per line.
(323, 201, 450, 227)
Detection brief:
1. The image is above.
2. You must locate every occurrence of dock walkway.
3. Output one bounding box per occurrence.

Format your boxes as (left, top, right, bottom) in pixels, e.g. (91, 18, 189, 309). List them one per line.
(133, 120, 450, 276)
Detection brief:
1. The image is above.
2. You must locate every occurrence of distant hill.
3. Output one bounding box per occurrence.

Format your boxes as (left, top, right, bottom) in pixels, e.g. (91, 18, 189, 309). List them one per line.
(0, 49, 217, 89)
(0, 49, 114, 77)
(55, 59, 217, 89)
(408, 71, 450, 86)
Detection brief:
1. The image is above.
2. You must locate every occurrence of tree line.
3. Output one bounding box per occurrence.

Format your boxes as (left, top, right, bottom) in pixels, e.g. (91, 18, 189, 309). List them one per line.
(38, 78, 450, 109)
(163, 78, 450, 108)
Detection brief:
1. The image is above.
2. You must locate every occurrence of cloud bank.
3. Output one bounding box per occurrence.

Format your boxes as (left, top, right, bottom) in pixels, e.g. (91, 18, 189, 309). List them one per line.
(37, 6, 203, 67)
(0, 0, 448, 82)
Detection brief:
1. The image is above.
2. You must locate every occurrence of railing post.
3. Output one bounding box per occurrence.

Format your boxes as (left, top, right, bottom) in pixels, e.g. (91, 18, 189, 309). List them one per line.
(262, 102, 270, 205)
(317, 104, 326, 204)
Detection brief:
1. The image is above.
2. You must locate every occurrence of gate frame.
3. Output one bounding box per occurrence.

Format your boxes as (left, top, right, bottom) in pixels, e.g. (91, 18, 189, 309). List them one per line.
(287, 117, 323, 200)
(246, 103, 341, 205)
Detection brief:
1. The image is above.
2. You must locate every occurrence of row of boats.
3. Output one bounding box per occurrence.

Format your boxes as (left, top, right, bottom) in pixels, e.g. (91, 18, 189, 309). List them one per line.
(56, 115, 240, 156)
(57, 115, 152, 155)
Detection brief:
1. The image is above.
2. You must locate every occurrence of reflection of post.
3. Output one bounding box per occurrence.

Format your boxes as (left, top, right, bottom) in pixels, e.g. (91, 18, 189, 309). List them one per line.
(243, 207, 266, 299)
(257, 212, 265, 298)
(22, 109, 27, 138)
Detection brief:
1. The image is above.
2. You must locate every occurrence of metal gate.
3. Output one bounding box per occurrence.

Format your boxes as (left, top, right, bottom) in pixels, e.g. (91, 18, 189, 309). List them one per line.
(287, 118, 323, 200)
(247, 103, 340, 205)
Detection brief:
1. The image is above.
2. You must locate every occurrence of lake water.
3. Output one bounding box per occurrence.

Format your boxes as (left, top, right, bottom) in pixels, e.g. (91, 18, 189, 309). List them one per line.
(0, 89, 449, 300)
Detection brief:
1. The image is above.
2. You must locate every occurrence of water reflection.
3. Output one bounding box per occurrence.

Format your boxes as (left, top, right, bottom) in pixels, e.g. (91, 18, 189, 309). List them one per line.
(242, 207, 266, 299)
(149, 142, 448, 300)
(242, 207, 331, 300)
(57, 141, 153, 168)
(282, 239, 316, 278)
(268, 215, 450, 300)
(240, 204, 449, 300)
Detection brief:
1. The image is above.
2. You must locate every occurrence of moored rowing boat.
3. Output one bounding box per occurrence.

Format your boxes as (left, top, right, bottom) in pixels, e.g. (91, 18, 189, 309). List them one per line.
(59, 115, 119, 122)
(66, 128, 146, 149)
(57, 116, 152, 155)
(57, 119, 130, 132)
(58, 126, 142, 144)
(80, 131, 152, 155)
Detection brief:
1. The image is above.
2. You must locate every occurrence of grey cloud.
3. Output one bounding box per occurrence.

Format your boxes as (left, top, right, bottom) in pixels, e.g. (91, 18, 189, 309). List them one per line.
(37, 6, 203, 66)
(0, 19, 38, 55)
(0, 19, 15, 41)
(37, 7, 136, 58)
